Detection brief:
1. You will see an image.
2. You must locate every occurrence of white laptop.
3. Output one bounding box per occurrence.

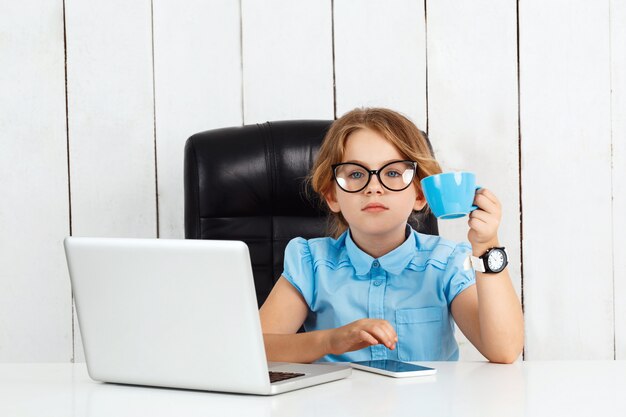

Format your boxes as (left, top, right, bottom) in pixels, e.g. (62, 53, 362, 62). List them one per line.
(63, 237, 351, 395)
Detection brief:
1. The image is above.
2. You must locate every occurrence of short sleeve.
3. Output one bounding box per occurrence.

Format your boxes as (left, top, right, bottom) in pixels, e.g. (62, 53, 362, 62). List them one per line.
(443, 242, 476, 306)
(282, 237, 315, 308)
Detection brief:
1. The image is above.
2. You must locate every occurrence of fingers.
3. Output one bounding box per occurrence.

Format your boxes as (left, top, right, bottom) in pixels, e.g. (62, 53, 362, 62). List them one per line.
(468, 210, 500, 235)
(357, 320, 397, 350)
(473, 191, 499, 215)
(366, 326, 396, 350)
(469, 208, 490, 225)
(379, 320, 398, 345)
(335, 319, 398, 355)
(358, 330, 379, 346)
(384, 320, 398, 344)
(376, 320, 398, 343)
(468, 217, 492, 235)
(476, 188, 500, 206)
(468, 189, 502, 249)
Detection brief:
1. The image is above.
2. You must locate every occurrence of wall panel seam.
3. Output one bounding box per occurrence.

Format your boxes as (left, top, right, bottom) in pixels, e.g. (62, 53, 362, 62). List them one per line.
(331, 0, 337, 120)
(62, 0, 75, 364)
(609, 0, 616, 361)
(239, 0, 245, 125)
(151, 0, 160, 238)
(424, 0, 429, 134)
(516, 0, 525, 361)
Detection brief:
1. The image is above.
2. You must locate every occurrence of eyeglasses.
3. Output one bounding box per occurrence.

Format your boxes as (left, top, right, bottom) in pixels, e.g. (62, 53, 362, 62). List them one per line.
(331, 160, 418, 193)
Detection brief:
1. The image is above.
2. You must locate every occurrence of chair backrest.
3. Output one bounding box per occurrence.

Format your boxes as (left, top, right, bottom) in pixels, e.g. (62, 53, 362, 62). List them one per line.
(184, 120, 439, 307)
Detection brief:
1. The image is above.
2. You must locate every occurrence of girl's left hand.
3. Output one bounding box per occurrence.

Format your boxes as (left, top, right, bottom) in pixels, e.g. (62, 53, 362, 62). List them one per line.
(467, 188, 502, 250)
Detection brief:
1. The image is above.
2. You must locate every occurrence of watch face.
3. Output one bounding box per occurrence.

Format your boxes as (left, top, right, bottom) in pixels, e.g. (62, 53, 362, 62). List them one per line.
(487, 249, 506, 272)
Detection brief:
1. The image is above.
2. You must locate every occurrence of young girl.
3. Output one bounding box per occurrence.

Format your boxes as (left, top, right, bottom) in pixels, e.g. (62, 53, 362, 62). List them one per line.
(260, 108, 524, 364)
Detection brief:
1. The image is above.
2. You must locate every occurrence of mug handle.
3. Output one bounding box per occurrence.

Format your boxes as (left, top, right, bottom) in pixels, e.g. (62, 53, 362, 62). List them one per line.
(470, 186, 482, 211)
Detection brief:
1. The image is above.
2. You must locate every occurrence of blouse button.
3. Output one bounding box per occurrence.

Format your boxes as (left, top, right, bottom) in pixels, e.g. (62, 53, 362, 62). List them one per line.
(373, 261, 380, 268)
(373, 280, 382, 286)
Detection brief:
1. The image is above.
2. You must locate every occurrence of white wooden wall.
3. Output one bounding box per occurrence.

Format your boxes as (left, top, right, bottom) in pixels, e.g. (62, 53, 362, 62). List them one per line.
(1, 0, 624, 362)
(242, 0, 334, 123)
(153, 0, 242, 238)
(334, 0, 427, 127)
(0, 0, 71, 361)
(520, 0, 614, 360)
(427, 0, 520, 361)
(613, 0, 626, 361)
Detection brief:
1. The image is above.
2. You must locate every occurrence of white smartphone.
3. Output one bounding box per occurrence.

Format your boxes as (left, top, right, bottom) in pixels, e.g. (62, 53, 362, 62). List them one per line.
(350, 360, 437, 378)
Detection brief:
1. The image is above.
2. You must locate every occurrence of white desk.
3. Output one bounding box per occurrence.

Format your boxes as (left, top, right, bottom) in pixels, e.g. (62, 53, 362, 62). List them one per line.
(1, 361, 625, 417)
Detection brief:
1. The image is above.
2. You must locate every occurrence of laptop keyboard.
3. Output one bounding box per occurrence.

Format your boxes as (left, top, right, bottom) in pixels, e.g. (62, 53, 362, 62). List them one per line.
(269, 371, 305, 383)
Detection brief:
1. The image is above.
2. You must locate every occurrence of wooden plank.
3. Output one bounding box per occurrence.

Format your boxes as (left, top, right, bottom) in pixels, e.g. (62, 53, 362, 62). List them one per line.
(427, 0, 520, 361)
(0, 1, 71, 361)
(611, 0, 626, 360)
(65, 0, 157, 361)
(334, 0, 427, 127)
(241, 0, 334, 124)
(520, 0, 613, 359)
(153, 0, 243, 239)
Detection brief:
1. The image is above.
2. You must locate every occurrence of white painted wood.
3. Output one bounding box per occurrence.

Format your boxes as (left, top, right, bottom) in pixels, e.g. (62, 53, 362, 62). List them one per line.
(65, 0, 157, 361)
(520, 1, 613, 359)
(611, 0, 626, 360)
(334, 0, 427, 127)
(3, 0, 621, 364)
(153, 0, 243, 239)
(0, 1, 71, 361)
(426, 0, 520, 361)
(241, 0, 334, 124)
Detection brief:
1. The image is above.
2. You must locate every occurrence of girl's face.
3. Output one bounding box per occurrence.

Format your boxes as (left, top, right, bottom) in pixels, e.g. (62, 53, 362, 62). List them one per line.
(325, 128, 426, 240)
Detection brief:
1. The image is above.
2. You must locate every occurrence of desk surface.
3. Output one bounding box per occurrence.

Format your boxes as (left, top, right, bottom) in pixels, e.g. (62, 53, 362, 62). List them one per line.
(1, 361, 625, 417)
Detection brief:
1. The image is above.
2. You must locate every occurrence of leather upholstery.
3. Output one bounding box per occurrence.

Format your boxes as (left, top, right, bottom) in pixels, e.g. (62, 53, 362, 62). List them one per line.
(184, 120, 439, 307)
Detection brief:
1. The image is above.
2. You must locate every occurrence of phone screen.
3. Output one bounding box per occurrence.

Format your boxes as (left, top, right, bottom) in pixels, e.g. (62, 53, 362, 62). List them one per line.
(352, 360, 434, 373)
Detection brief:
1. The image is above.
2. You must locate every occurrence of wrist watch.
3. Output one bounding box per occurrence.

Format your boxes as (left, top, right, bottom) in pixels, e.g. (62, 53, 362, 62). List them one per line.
(470, 247, 508, 274)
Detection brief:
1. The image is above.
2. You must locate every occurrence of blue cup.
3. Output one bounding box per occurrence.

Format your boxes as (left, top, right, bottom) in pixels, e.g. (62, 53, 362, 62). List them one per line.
(420, 172, 480, 220)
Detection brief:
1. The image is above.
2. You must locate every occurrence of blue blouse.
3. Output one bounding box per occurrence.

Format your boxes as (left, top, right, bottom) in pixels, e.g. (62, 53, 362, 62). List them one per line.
(282, 225, 476, 362)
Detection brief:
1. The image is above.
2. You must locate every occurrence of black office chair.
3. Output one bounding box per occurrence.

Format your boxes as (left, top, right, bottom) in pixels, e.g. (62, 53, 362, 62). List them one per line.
(184, 120, 439, 308)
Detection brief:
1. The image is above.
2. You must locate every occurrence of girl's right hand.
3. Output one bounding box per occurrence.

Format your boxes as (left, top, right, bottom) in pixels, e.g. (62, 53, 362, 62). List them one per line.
(326, 319, 398, 355)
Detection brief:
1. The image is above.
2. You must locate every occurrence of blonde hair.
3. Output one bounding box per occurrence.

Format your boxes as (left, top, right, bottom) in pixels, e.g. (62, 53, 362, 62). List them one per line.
(309, 107, 442, 238)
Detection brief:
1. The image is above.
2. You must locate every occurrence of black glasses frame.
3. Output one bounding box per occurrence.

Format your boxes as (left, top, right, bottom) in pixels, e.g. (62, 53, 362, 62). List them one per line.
(331, 160, 418, 193)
